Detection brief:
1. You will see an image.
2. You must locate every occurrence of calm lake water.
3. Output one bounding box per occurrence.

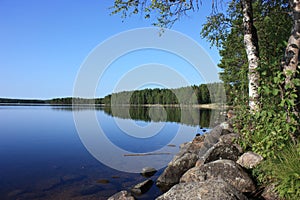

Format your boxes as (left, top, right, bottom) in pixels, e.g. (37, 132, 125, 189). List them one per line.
(0, 105, 220, 200)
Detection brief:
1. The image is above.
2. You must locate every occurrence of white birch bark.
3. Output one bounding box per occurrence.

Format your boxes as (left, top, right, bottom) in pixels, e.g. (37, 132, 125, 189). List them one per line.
(283, 0, 300, 88)
(241, 0, 260, 111)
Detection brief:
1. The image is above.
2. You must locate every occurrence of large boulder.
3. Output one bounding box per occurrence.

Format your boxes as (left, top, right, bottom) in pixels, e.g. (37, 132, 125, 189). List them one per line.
(156, 135, 204, 192)
(196, 133, 243, 167)
(156, 179, 248, 200)
(237, 151, 263, 169)
(156, 151, 198, 192)
(180, 159, 256, 193)
(198, 122, 234, 158)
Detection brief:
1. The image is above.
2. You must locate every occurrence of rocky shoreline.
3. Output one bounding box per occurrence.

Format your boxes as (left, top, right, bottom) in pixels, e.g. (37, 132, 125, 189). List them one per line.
(108, 112, 278, 200)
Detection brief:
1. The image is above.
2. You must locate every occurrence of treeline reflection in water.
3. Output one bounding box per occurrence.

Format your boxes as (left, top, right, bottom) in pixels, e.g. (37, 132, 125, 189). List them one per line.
(51, 105, 225, 128)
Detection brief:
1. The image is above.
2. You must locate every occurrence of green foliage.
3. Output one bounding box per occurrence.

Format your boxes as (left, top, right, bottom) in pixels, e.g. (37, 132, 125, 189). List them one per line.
(234, 58, 299, 155)
(110, 0, 202, 28)
(254, 143, 300, 199)
(201, 0, 292, 106)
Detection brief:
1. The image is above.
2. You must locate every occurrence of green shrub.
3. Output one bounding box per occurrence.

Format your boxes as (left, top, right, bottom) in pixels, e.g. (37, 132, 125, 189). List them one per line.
(255, 143, 300, 199)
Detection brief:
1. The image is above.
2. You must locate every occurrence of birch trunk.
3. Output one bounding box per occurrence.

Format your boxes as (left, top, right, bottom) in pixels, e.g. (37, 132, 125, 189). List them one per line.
(283, 0, 300, 93)
(241, 0, 260, 111)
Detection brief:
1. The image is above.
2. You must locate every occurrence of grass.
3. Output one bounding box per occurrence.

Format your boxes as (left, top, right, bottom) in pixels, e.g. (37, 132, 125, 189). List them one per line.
(255, 142, 300, 200)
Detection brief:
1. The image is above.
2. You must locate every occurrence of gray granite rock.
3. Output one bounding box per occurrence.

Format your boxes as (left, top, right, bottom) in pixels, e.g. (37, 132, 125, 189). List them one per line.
(141, 167, 157, 177)
(156, 179, 248, 200)
(156, 135, 204, 192)
(195, 134, 243, 168)
(180, 159, 256, 193)
(261, 184, 280, 200)
(108, 190, 135, 200)
(237, 151, 263, 169)
(131, 179, 153, 195)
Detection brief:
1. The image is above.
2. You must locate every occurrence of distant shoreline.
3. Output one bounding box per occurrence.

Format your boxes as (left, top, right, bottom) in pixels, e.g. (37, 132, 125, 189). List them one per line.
(0, 102, 230, 109)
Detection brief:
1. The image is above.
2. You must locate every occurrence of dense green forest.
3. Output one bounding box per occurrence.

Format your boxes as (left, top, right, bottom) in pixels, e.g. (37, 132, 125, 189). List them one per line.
(0, 98, 46, 104)
(104, 82, 224, 105)
(0, 82, 224, 105)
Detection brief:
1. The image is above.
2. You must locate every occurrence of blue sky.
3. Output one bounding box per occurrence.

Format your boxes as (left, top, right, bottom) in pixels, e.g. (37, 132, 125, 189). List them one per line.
(0, 0, 222, 99)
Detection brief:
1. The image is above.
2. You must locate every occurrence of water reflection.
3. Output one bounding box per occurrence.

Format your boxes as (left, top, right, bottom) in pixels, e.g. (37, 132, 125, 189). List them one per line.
(52, 105, 214, 128)
(0, 105, 225, 199)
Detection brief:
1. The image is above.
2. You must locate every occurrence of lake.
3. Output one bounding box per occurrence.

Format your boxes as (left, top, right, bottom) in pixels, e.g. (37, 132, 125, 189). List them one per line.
(0, 105, 223, 200)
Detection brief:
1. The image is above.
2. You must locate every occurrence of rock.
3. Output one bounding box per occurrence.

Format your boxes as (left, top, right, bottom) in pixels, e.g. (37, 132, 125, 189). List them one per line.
(220, 121, 234, 135)
(227, 110, 235, 119)
(131, 179, 153, 195)
(7, 189, 27, 197)
(62, 174, 86, 183)
(261, 184, 280, 200)
(167, 144, 176, 147)
(156, 152, 198, 192)
(197, 123, 233, 159)
(219, 133, 239, 144)
(141, 167, 157, 177)
(156, 136, 204, 191)
(179, 142, 190, 150)
(156, 135, 205, 191)
(156, 134, 205, 191)
(180, 159, 256, 193)
(156, 179, 248, 200)
(237, 151, 263, 169)
(96, 179, 110, 184)
(192, 134, 205, 143)
(198, 139, 243, 165)
(16, 192, 46, 199)
(108, 190, 135, 200)
(38, 177, 62, 191)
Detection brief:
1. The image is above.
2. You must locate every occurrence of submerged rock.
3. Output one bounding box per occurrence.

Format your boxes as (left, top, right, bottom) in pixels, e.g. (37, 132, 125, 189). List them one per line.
(62, 174, 86, 183)
(131, 179, 153, 195)
(237, 151, 263, 169)
(181, 159, 256, 193)
(79, 184, 102, 196)
(38, 177, 62, 191)
(156, 179, 248, 200)
(7, 189, 27, 198)
(96, 179, 110, 184)
(167, 144, 176, 147)
(108, 190, 135, 200)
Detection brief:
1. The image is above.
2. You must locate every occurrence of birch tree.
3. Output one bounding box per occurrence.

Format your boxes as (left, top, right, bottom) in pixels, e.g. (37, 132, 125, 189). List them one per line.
(282, 0, 300, 114)
(111, 0, 261, 111)
(240, 0, 260, 111)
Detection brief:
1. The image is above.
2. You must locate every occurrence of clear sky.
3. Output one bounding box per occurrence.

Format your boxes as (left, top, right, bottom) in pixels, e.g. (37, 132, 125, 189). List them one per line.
(0, 0, 222, 99)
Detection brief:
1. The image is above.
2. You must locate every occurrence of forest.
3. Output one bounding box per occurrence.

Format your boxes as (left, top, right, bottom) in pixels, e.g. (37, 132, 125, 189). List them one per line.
(102, 82, 224, 105)
(0, 82, 222, 106)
